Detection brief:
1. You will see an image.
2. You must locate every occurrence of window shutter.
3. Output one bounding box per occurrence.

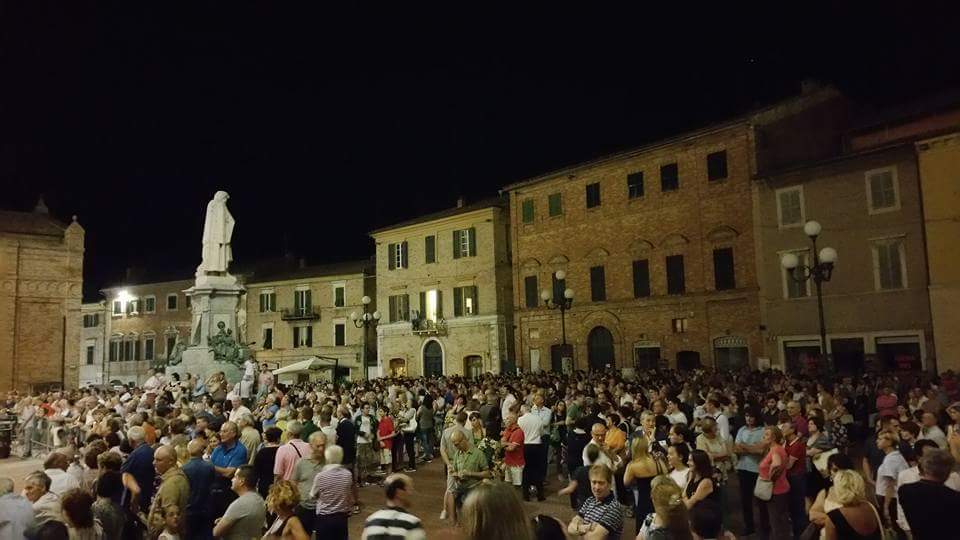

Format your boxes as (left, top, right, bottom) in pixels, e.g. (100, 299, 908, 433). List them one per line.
(632, 260, 651, 298)
(468, 227, 477, 256)
(388, 244, 396, 270)
(667, 255, 686, 294)
(135, 340, 141, 361)
(402, 294, 410, 320)
(453, 230, 461, 259)
(454, 287, 463, 317)
(419, 291, 426, 318)
(870, 175, 885, 208)
(335, 324, 345, 346)
(425, 236, 436, 263)
(259, 294, 265, 312)
(389, 296, 397, 322)
(713, 248, 735, 290)
(590, 266, 606, 301)
(306, 326, 313, 347)
(401, 241, 408, 268)
(304, 289, 312, 310)
(293, 327, 300, 348)
(524, 275, 538, 308)
(437, 290, 443, 318)
(470, 286, 478, 314)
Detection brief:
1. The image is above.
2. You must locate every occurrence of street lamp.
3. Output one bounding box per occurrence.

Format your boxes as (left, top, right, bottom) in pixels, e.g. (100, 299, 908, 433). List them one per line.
(781, 220, 838, 369)
(541, 270, 574, 371)
(350, 295, 380, 381)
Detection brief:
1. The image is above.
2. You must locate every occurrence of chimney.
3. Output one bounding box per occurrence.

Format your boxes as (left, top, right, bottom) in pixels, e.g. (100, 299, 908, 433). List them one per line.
(456, 196, 465, 208)
(34, 196, 49, 214)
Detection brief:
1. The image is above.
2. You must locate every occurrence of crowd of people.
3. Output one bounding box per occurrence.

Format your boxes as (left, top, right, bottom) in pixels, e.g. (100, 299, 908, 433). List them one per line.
(1, 364, 960, 539)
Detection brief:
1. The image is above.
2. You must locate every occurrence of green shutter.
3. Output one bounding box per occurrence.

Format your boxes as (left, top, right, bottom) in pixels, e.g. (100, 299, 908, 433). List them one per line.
(403, 294, 410, 320)
(524, 276, 538, 308)
(420, 291, 426, 318)
(387, 244, 396, 270)
(259, 294, 265, 312)
(388, 296, 397, 322)
(425, 236, 436, 263)
(306, 326, 313, 347)
(453, 230, 461, 259)
(453, 287, 463, 317)
(401, 241, 408, 268)
(305, 289, 312, 310)
(468, 227, 476, 256)
(437, 290, 443, 318)
(470, 286, 478, 314)
(293, 327, 300, 347)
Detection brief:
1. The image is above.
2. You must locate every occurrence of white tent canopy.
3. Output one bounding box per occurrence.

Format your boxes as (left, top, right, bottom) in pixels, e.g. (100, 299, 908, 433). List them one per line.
(271, 356, 338, 375)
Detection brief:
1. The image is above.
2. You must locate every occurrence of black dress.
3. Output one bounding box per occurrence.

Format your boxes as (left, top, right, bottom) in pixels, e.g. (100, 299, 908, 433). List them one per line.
(827, 508, 881, 540)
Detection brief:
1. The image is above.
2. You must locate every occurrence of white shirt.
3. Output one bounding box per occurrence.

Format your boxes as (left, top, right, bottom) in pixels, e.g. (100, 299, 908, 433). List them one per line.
(709, 410, 731, 440)
(669, 468, 689, 491)
(320, 425, 337, 446)
(895, 465, 960, 531)
(501, 394, 517, 420)
(228, 405, 252, 424)
(44, 468, 80, 496)
(666, 410, 688, 425)
(518, 412, 543, 444)
(919, 425, 947, 449)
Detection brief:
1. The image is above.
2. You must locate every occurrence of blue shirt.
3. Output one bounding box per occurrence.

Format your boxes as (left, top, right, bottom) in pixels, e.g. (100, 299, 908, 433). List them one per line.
(533, 405, 553, 437)
(211, 440, 248, 470)
(262, 404, 280, 429)
(121, 443, 155, 512)
(181, 456, 216, 515)
(735, 425, 765, 473)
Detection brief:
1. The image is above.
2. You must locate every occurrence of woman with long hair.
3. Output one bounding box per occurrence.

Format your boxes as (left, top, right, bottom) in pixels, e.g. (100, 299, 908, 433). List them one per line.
(625, 434, 665, 534)
(263, 479, 310, 540)
(666, 443, 691, 491)
(461, 481, 533, 540)
(60, 488, 104, 540)
(636, 475, 694, 540)
(682, 449, 718, 510)
(551, 400, 568, 478)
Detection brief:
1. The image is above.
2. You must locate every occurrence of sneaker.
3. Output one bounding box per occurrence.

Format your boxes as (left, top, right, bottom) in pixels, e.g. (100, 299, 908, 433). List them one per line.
(440, 509, 447, 520)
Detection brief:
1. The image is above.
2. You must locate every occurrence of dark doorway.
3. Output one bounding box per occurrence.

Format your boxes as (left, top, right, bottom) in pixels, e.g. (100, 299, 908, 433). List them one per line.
(464, 355, 483, 379)
(831, 338, 865, 375)
(551, 343, 573, 373)
(587, 326, 614, 371)
(677, 350, 701, 370)
(634, 347, 660, 370)
(423, 341, 443, 377)
(783, 343, 822, 373)
(876, 341, 922, 372)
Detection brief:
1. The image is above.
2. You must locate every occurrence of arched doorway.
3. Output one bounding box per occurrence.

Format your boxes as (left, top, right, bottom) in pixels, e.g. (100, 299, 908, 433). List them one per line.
(463, 355, 483, 379)
(587, 326, 614, 371)
(677, 350, 701, 370)
(423, 340, 444, 377)
(389, 358, 406, 377)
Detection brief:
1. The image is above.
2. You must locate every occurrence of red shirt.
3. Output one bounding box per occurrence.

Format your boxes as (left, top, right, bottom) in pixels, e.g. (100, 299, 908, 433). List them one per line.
(784, 437, 806, 476)
(793, 415, 810, 437)
(378, 417, 395, 449)
(876, 394, 898, 418)
(759, 445, 791, 495)
(502, 425, 525, 466)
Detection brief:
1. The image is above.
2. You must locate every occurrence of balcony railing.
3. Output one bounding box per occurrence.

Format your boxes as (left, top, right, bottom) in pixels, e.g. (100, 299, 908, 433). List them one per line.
(412, 318, 447, 336)
(281, 306, 320, 321)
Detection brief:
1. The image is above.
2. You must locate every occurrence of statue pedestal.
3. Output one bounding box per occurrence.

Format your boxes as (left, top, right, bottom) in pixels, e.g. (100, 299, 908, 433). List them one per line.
(167, 274, 247, 386)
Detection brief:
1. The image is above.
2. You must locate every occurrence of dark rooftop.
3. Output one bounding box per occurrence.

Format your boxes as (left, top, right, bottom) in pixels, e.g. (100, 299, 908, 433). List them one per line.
(0, 208, 67, 237)
(247, 259, 372, 283)
(369, 195, 508, 235)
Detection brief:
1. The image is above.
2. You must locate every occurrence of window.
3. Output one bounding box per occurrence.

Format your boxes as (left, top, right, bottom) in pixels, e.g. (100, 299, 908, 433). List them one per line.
(259, 290, 276, 312)
(632, 259, 651, 298)
(334, 323, 346, 346)
(590, 266, 606, 302)
(425, 235, 436, 263)
(126, 299, 139, 315)
(781, 250, 810, 298)
(112, 300, 122, 316)
(185, 295, 191, 308)
(86, 344, 95, 365)
(388, 294, 410, 322)
(262, 326, 273, 350)
(866, 166, 900, 214)
(83, 314, 100, 328)
(293, 325, 313, 348)
(552, 274, 567, 302)
(294, 288, 312, 316)
(167, 294, 178, 310)
(123, 339, 134, 361)
(454, 286, 479, 317)
(585, 182, 601, 208)
(672, 318, 689, 333)
(144, 296, 156, 314)
(713, 248, 736, 290)
(627, 172, 644, 199)
(144, 337, 154, 361)
(776, 186, 805, 228)
(707, 150, 728, 181)
(524, 275, 539, 308)
(666, 255, 685, 294)
(453, 228, 477, 259)
(333, 283, 345, 307)
(873, 238, 907, 290)
(660, 163, 679, 192)
(419, 290, 443, 321)
(387, 242, 409, 270)
(522, 199, 535, 223)
(165, 336, 176, 358)
(109, 340, 120, 362)
(548, 193, 563, 217)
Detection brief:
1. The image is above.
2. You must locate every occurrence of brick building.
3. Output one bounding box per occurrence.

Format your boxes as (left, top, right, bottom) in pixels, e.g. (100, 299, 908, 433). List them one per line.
(371, 197, 514, 378)
(505, 84, 845, 372)
(0, 201, 85, 391)
(100, 278, 194, 385)
(244, 260, 376, 381)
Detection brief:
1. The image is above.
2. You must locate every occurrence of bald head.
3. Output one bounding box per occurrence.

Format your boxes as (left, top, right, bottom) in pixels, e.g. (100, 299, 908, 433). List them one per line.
(187, 438, 206, 457)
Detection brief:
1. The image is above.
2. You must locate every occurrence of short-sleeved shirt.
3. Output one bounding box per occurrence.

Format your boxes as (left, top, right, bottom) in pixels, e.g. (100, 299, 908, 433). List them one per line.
(121, 443, 156, 512)
(758, 445, 791, 495)
(378, 417, 395, 450)
(292, 457, 325, 510)
(876, 450, 909, 498)
(578, 492, 624, 539)
(273, 439, 310, 480)
(502, 425, 525, 466)
(735, 426, 765, 473)
(221, 491, 266, 540)
(784, 437, 806, 476)
(311, 465, 355, 516)
(453, 447, 488, 491)
(211, 440, 248, 471)
(441, 424, 473, 463)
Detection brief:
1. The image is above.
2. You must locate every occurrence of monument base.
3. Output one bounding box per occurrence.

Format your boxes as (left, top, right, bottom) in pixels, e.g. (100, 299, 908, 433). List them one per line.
(168, 346, 242, 388)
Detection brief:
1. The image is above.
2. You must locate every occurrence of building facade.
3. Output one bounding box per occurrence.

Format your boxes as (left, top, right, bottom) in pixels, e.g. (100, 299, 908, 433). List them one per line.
(79, 302, 106, 387)
(0, 202, 85, 391)
(101, 279, 194, 385)
(371, 198, 514, 378)
(756, 144, 933, 372)
(244, 261, 376, 381)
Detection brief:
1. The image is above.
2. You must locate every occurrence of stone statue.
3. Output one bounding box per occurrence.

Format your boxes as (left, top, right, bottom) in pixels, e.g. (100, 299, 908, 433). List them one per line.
(196, 191, 235, 277)
(155, 335, 186, 369)
(208, 321, 243, 366)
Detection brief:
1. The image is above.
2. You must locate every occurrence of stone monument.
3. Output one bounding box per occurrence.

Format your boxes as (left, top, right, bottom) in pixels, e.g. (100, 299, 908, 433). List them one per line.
(168, 190, 247, 385)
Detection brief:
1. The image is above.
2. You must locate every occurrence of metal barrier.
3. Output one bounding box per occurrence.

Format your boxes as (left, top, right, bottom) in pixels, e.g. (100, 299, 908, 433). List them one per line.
(11, 417, 56, 458)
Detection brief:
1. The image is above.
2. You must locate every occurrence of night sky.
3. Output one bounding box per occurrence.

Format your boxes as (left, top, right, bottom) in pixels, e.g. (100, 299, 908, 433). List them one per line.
(2, 5, 958, 301)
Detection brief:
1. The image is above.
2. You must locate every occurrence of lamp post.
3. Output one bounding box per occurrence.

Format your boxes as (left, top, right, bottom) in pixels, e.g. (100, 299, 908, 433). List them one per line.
(541, 270, 575, 371)
(350, 295, 380, 381)
(781, 220, 838, 369)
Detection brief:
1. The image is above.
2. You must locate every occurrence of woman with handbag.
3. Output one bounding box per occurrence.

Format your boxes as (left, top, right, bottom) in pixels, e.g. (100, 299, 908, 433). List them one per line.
(755, 425, 792, 540)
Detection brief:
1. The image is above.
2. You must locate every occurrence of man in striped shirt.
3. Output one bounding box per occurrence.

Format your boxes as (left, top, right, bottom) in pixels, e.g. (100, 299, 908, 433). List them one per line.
(361, 473, 426, 540)
(310, 444, 355, 540)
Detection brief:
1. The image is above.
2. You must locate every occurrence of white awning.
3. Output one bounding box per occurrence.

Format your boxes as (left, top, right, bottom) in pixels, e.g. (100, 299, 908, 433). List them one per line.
(271, 356, 337, 375)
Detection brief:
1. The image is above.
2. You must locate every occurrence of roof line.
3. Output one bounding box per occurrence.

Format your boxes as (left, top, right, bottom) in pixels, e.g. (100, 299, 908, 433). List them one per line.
(755, 141, 914, 180)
